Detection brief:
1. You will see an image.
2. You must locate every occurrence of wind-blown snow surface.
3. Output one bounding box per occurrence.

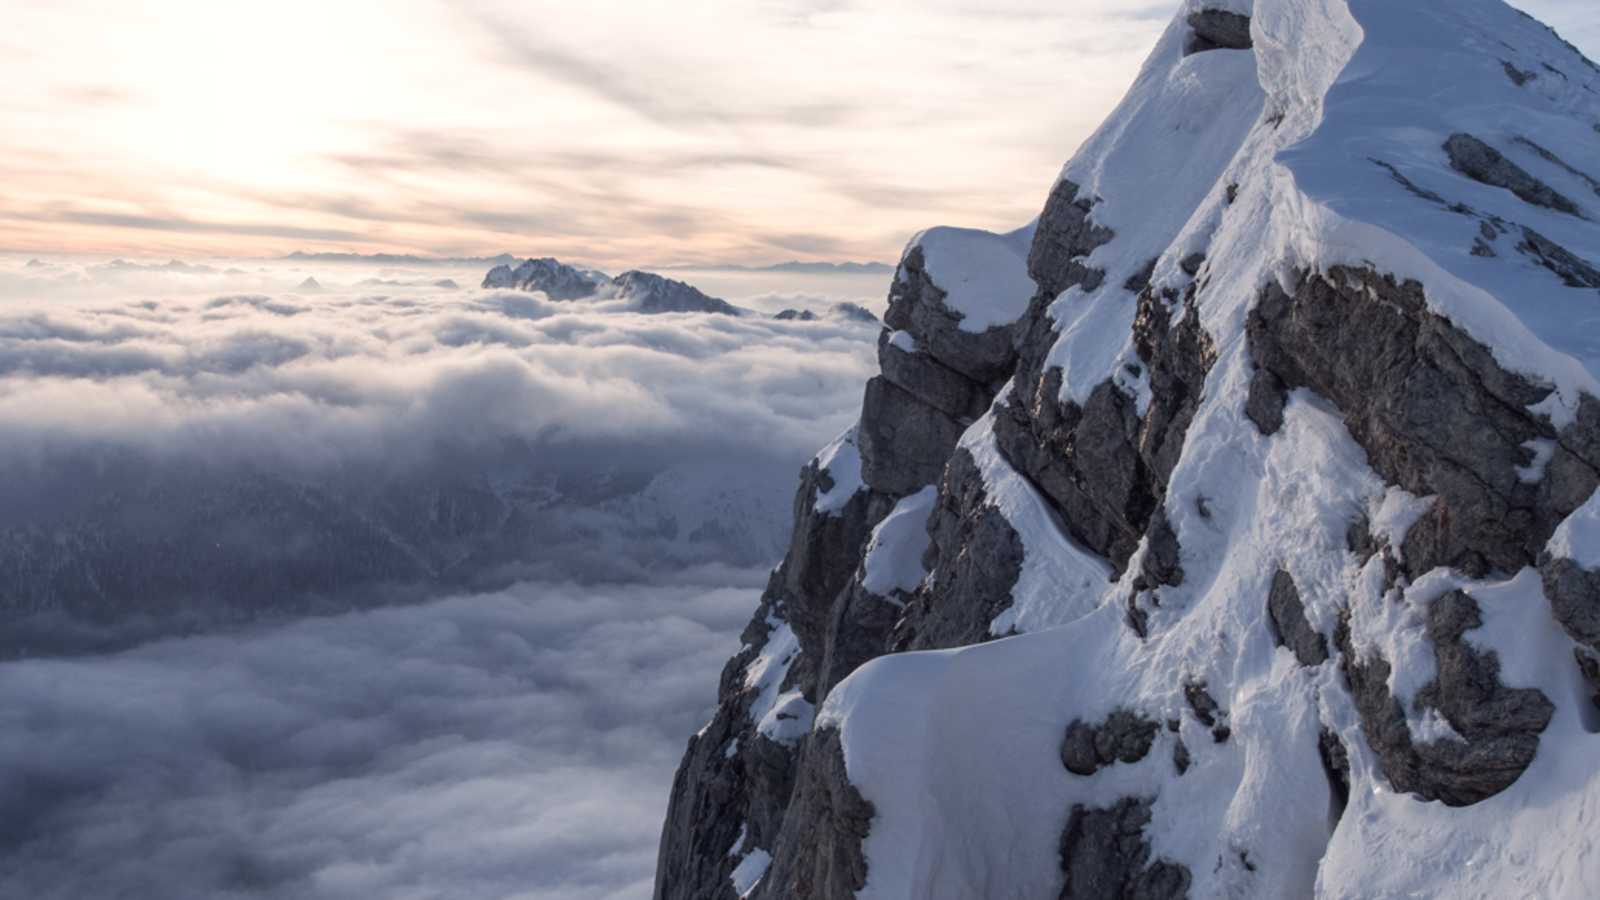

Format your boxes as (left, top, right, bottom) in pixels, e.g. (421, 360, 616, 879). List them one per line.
(0, 256, 886, 897)
(807, 2, 1600, 898)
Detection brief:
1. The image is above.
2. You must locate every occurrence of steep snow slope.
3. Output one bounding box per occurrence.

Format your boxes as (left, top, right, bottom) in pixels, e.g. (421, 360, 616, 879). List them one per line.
(658, 1, 1600, 898)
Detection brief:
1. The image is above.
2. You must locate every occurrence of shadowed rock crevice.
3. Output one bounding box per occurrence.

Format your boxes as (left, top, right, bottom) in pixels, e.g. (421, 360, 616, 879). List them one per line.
(1059, 797, 1192, 900)
(1337, 591, 1554, 806)
(1245, 367, 1287, 435)
(1186, 10, 1253, 55)
(750, 728, 873, 900)
(1318, 730, 1351, 828)
(889, 450, 1025, 651)
(998, 283, 1216, 581)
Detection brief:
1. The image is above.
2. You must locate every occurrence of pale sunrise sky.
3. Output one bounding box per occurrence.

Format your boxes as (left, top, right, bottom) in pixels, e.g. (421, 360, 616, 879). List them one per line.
(3, 0, 1596, 267)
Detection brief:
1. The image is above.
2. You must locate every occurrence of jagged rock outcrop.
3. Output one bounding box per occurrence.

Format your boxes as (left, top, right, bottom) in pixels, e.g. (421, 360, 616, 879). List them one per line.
(482, 258, 748, 314)
(655, 226, 1031, 900)
(1186, 10, 1253, 55)
(481, 257, 607, 298)
(1058, 798, 1191, 900)
(1060, 710, 1161, 776)
(659, 2, 1600, 898)
(1266, 570, 1329, 666)
(888, 450, 1024, 651)
(1337, 591, 1555, 807)
(1247, 266, 1600, 578)
(611, 270, 744, 315)
(1443, 133, 1586, 218)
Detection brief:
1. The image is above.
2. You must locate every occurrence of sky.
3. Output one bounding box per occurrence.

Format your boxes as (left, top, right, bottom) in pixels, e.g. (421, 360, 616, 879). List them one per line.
(4, 0, 1592, 268)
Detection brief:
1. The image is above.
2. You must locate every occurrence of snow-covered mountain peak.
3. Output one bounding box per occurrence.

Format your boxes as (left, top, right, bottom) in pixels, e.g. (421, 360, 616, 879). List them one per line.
(659, 3, 1600, 899)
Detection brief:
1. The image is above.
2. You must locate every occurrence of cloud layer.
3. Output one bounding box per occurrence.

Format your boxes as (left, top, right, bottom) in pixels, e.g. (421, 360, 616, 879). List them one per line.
(0, 571, 761, 900)
(0, 257, 883, 650)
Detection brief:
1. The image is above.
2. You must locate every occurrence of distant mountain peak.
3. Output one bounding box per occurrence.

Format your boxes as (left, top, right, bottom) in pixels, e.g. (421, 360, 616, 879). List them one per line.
(609, 270, 743, 316)
(481, 257, 609, 300)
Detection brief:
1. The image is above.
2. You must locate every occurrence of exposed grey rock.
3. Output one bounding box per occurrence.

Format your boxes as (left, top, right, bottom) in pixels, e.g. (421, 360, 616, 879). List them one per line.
(1247, 266, 1600, 578)
(1318, 730, 1351, 827)
(1337, 591, 1555, 806)
(1173, 738, 1191, 775)
(481, 257, 607, 299)
(1028, 179, 1116, 301)
(612, 270, 745, 315)
(1513, 136, 1600, 197)
(1186, 10, 1253, 54)
(779, 462, 897, 668)
(654, 590, 785, 900)
(890, 450, 1026, 651)
(857, 376, 968, 497)
(1183, 681, 1231, 743)
(1444, 133, 1586, 218)
(1179, 253, 1206, 277)
(1137, 509, 1186, 590)
(1061, 710, 1161, 776)
(1059, 797, 1192, 900)
(776, 308, 819, 321)
(1574, 647, 1600, 716)
(1539, 555, 1600, 651)
(1502, 60, 1538, 86)
(1517, 226, 1600, 288)
(997, 267, 1214, 590)
(655, 455, 895, 900)
(997, 372, 1148, 570)
(876, 329, 992, 422)
(751, 728, 873, 900)
(885, 245, 1019, 383)
(1245, 367, 1287, 436)
(1266, 570, 1329, 666)
(816, 578, 903, 703)
(1124, 258, 1158, 294)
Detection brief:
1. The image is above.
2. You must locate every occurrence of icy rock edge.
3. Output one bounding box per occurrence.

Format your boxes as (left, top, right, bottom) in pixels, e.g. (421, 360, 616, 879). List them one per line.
(657, 1, 1600, 899)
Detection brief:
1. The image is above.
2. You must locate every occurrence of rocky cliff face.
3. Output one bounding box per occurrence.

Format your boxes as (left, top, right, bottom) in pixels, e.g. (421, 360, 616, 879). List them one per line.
(658, 1, 1600, 897)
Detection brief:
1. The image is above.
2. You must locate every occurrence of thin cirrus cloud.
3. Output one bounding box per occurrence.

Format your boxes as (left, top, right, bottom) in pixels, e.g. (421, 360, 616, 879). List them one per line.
(0, 1, 1207, 265)
(5, 1, 1589, 266)
(4, 1, 1597, 266)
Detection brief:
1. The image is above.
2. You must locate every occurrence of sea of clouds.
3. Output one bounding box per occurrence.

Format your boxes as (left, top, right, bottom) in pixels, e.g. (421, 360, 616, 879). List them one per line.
(0, 255, 888, 898)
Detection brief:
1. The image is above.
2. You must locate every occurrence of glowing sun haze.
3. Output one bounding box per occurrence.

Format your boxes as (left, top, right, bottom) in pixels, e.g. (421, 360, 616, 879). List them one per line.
(3, 0, 1595, 267)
